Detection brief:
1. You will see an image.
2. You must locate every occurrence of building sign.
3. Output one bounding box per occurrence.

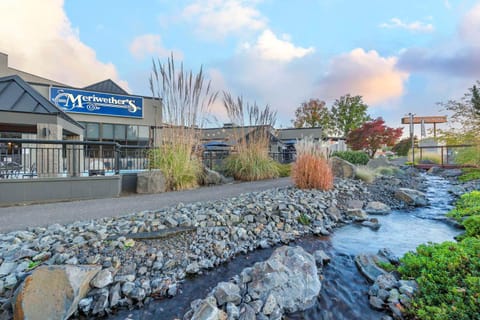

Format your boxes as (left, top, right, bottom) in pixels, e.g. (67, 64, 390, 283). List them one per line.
(50, 87, 143, 118)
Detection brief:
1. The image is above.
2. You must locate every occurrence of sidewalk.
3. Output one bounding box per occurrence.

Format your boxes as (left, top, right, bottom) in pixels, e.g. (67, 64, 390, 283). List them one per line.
(0, 178, 292, 233)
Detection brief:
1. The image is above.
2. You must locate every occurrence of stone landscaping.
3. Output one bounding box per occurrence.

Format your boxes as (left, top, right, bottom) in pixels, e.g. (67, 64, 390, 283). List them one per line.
(0, 161, 471, 319)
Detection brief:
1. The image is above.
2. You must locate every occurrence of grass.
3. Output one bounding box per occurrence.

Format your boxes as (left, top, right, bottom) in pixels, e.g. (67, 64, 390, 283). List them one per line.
(276, 163, 292, 177)
(297, 213, 311, 225)
(292, 136, 333, 190)
(355, 166, 375, 183)
(374, 166, 403, 177)
(459, 168, 480, 182)
(222, 93, 279, 181)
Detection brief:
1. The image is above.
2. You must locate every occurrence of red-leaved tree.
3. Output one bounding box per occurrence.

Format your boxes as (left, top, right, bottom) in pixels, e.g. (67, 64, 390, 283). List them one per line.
(346, 117, 403, 158)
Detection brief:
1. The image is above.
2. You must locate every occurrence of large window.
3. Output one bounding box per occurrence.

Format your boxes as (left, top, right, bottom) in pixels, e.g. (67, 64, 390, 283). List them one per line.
(102, 124, 114, 140)
(80, 122, 150, 145)
(85, 123, 99, 140)
(114, 124, 126, 141)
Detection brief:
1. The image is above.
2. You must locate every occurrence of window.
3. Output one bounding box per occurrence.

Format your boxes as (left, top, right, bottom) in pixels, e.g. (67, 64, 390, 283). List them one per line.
(86, 123, 99, 140)
(102, 124, 114, 140)
(127, 125, 138, 140)
(138, 126, 149, 140)
(114, 124, 126, 141)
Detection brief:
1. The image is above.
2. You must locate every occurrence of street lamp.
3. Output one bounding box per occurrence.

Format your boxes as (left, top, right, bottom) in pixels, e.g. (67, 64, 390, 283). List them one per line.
(408, 113, 415, 165)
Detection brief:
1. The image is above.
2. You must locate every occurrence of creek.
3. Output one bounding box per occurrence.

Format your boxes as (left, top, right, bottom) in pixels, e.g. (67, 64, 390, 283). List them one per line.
(111, 174, 462, 320)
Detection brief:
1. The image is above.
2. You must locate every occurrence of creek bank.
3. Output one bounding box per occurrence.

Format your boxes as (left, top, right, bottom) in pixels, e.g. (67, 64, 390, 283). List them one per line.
(0, 167, 440, 319)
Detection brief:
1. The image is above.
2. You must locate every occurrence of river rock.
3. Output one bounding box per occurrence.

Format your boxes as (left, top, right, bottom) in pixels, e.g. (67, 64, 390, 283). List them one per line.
(346, 208, 368, 221)
(13, 265, 101, 320)
(90, 269, 113, 288)
(365, 201, 391, 215)
(394, 188, 427, 206)
(355, 254, 386, 283)
(331, 157, 356, 179)
(367, 157, 391, 170)
(199, 167, 226, 186)
(214, 282, 241, 306)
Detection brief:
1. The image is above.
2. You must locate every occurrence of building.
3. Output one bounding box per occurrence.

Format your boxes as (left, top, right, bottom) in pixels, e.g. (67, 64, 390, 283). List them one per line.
(0, 52, 162, 147)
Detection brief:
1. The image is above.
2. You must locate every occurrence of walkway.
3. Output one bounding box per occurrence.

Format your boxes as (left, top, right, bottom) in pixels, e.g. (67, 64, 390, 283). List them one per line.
(0, 178, 292, 233)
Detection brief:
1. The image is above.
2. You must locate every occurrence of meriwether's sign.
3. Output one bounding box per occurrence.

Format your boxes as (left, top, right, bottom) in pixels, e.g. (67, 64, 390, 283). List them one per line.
(50, 87, 143, 118)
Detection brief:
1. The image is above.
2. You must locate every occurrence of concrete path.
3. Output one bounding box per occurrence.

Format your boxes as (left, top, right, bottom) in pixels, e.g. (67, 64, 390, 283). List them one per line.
(0, 178, 292, 233)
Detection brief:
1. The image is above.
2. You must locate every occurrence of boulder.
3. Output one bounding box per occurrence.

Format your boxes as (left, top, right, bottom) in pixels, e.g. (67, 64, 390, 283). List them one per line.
(365, 201, 391, 215)
(199, 167, 227, 186)
(330, 157, 356, 179)
(247, 246, 321, 313)
(136, 170, 167, 194)
(367, 157, 391, 170)
(346, 208, 368, 221)
(13, 265, 101, 320)
(394, 188, 427, 206)
(354, 254, 387, 283)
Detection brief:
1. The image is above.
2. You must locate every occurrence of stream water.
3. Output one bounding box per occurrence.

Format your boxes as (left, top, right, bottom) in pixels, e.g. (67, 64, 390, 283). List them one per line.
(111, 174, 462, 320)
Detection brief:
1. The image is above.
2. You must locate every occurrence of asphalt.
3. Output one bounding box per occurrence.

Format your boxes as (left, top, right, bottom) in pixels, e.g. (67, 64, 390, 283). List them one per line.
(0, 178, 292, 234)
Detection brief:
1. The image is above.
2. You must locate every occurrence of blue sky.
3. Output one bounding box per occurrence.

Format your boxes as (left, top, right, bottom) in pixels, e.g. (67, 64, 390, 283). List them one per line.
(1, 0, 480, 132)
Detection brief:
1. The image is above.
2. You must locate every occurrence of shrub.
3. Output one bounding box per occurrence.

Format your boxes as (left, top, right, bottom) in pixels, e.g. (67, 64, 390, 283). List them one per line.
(374, 166, 403, 177)
(292, 136, 333, 190)
(292, 154, 333, 190)
(459, 168, 480, 182)
(355, 166, 375, 183)
(149, 143, 202, 191)
(331, 151, 369, 165)
(276, 163, 292, 177)
(398, 238, 480, 319)
(464, 215, 480, 237)
(392, 138, 412, 156)
(455, 145, 480, 167)
(447, 191, 480, 222)
(223, 149, 279, 181)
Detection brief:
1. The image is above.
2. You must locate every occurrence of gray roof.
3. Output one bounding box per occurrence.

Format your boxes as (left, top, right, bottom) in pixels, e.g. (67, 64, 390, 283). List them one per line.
(277, 127, 323, 140)
(83, 79, 128, 95)
(0, 75, 83, 128)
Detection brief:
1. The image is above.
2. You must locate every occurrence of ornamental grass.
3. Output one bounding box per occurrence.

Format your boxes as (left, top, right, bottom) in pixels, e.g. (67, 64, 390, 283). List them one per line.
(222, 93, 279, 181)
(292, 136, 333, 190)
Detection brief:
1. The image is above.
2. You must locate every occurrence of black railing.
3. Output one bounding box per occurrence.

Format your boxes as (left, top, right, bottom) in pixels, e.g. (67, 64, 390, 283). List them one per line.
(201, 150, 296, 170)
(0, 139, 149, 179)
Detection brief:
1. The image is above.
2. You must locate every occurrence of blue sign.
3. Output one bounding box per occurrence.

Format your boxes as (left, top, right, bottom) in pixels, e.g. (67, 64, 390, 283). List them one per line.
(50, 87, 143, 118)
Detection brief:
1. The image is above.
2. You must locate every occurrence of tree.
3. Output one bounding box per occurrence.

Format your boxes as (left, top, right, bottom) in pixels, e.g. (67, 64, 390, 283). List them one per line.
(330, 94, 371, 137)
(470, 84, 480, 117)
(346, 117, 403, 158)
(292, 99, 332, 131)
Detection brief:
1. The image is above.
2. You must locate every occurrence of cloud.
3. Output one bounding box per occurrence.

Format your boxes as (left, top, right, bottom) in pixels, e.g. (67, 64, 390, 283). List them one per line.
(459, 3, 480, 44)
(0, 0, 128, 90)
(316, 49, 409, 105)
(129, 34, 183, 60)
(242, 29, 315, 62)
(182, 0, 267, 39)
(444, 0, 451, 9)
(380, 18, 434, 33)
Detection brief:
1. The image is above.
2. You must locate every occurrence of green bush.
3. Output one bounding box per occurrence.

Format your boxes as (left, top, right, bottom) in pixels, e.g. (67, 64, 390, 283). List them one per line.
(148, 144, 202, 191)
(455, 145, 480, 167)
(331, 151, 369, 165)
(223, 149, 279, 181)
(459, 168, 480, 182)
(398, 237, 480, 320)
(276, 163, 292, 177)
(447, 191, 480, 222)
(392, 138, 412, 156)
(464, 215, 480, 238)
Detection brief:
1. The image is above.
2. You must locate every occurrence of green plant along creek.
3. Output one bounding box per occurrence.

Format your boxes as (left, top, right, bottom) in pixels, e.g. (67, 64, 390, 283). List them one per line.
(109, 174, 471, 320)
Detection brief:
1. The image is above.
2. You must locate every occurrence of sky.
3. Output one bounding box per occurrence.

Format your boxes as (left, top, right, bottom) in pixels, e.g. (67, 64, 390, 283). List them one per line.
(1, 0, 480, 132)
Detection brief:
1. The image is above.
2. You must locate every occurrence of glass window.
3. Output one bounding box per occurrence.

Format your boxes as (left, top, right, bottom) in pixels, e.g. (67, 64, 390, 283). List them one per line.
(86, 123, 99, 139)
(114, 125, 126, 141)
(127, 125, 138, 140)
(138, 126, 149, 140)
(102, 124, 114, 140)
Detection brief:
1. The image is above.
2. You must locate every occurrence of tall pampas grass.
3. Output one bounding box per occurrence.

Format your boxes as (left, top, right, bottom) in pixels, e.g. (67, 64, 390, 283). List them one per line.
(149, 54, 218, 190)
(292, 136, 333, 190)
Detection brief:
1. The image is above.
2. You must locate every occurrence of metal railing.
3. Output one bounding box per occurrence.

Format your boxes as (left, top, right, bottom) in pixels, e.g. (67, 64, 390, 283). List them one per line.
(0, 138, 149, 179)
(415, 144, 474, 167)
(202, 150, 296, 170)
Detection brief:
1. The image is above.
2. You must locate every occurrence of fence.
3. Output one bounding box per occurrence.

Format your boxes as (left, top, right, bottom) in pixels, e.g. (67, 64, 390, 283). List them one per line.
(0, 138, 149, 179)
(202, 150, 296, 170)
(415, 144, 474, 166)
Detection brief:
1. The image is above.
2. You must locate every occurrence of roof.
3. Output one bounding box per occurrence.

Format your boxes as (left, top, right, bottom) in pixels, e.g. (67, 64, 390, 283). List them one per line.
(83, 79, 129, 95)
(277, 127, 323, 140)
(0, 75, 83, 129)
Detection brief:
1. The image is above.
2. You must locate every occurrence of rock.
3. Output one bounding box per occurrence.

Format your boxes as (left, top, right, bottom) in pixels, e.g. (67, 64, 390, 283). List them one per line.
(369, 295, 385, 310)
(377, 248, 399, 265)
(365, 201, 391, 215)
(361, 220, 381, 230)
(346, 208, 368, 221)
(109, 283, 122, 308)
(186, 262, 200, 274)
(0, 261, 17, 276)
(247, 246, 321, 313)
(13, 265, 101, 320)
(199, 167, 226, 186)
(313, 250, 331, 267)
(331, 157, 356, 179)
(239, 303, 256, 320)
(191, 299, 223, 320)
(395, 188, 428, 206)
(346, 199, 364, 209)
(91, 288, 109, 315)
(214, 282, 242, 306)
(355, 254, 386, 283)
(262, 293, 277, 315)
(136, 170, 167, 194)
(90, 269, 113, 288)
(376, 273, 398, 290)
(367, 157, 392, 169)
(226, 302, 239, 319)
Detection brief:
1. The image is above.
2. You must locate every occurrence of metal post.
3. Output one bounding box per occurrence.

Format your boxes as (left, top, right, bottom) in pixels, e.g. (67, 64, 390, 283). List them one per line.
(409, 113, 415, 165)
(115, 143, 121, 175)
